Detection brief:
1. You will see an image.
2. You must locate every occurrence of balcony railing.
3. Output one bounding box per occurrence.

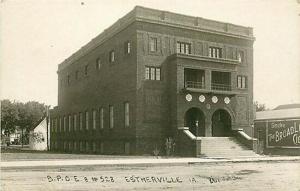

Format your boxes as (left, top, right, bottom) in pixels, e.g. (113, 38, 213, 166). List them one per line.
(185, 81, 205, 89)
(211, 83, 231, 91)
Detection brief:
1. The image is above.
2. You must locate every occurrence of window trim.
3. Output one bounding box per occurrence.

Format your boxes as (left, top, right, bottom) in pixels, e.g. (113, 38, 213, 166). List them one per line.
(237, 75, 248, 89)
(92, 110, 97, 129)
(149, 37, 158, 52)
(109, 50, 115, 63)
(100, 107, 104, 129)
(96, 58, 101, 70)
(176, 41, 191, 54)
(209, 46, 222, 58)
(145, 66, 161, 81)
(109, 105, 114, 128)
(124, 102, 130, 128)
(125, 41, 131, 54)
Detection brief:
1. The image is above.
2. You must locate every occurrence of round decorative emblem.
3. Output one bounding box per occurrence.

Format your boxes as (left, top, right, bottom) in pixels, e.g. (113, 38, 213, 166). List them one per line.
(212, 96, 218, 103)
(185, 94, 192, 102)
(224, 97, 230, 104)
(199, 95, 205, 103)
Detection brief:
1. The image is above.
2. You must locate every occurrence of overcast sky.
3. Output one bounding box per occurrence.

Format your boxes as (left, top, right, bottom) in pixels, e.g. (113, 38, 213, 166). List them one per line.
(1, 0, 299, 109)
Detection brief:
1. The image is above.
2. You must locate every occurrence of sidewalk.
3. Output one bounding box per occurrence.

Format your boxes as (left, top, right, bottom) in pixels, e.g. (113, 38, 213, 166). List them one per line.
(2, 156, 300, 168)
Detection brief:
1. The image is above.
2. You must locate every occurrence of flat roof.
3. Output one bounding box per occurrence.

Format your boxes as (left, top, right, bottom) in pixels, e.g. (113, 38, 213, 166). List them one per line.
(255, 108, 300, 121)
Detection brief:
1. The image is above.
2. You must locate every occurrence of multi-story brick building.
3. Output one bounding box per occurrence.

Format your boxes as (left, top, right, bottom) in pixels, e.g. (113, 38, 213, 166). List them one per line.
(50, 6, 255, 156)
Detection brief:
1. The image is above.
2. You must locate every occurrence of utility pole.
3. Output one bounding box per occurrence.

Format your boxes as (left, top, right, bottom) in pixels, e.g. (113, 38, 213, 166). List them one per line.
(46, 105, 50, 151)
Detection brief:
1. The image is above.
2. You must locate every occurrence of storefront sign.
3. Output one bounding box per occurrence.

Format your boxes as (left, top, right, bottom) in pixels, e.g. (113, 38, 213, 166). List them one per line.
(266, 119, 300, 148)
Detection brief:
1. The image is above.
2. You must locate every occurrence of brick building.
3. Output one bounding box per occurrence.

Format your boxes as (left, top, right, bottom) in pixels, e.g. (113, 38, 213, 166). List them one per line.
(50, 6, 255, 156)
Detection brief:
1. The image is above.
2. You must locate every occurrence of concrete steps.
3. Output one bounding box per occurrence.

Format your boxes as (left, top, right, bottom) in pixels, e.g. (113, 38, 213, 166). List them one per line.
(199, 137, 259, 158)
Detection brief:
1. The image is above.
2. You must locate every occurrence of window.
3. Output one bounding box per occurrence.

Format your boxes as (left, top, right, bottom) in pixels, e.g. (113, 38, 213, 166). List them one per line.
(155, 68, 161, 81)
(73, 114, 77, 131)
(67, 75, 70, 85)
(79, 113, 83, 130)
(92, 142, 97, 153)
(51, 119, 54, 132)
(85, 65, 89, 75)
(125, 41, 131, 54)
(55, 118, 58, 132)
(109, 50, 115, 62)
(124, 102, 129, 127)
(149, 37, 157, 52)
(68, 115, 72, 132)
(75, 71, 79, 80)
(237, 75, 247, 89)
(145, 67, 150, 80)
(86, 141, 89, 152)
(145, 66, 161, 81)
(80, 141, 83, 152)
(109, 105, 114, 128)
(73, 141, 77, 151)
(150, 67, 155, 80)
(209, 47, 222, 58)
(237, 50, 244, 63)
(85, 111, 89, 130)
(100, 108, 104, 129)
(96, 58, 101, 70)
(176, 42, 191, 54)
(59, 117, 62, 132)
(63, 116, 66, 132)
(93, 110, 96, 129)
(69, 141, 72, 151)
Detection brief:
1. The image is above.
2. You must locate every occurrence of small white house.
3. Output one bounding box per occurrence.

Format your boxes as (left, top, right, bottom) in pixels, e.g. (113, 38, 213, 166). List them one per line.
(29, 117, 48, 150)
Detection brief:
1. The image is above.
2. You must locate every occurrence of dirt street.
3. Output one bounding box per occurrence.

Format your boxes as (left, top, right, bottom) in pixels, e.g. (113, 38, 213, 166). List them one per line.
(2, 161, 300, 191)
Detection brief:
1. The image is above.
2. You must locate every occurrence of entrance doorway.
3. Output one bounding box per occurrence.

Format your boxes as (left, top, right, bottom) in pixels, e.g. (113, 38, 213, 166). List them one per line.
(212, 109, 232, 137)
(184, 108, 205, 136)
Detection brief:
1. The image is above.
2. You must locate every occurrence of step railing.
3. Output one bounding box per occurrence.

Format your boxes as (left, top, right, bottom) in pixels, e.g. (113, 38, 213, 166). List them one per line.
(177, 127, 201, 157)
(233, 129, 257, 150)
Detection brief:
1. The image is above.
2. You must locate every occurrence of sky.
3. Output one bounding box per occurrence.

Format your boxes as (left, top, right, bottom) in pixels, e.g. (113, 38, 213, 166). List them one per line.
(0, 0, 300, 109)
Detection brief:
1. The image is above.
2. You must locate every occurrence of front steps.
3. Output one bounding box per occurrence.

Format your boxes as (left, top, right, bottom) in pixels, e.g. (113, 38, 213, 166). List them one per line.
(199, 137, 259, 158)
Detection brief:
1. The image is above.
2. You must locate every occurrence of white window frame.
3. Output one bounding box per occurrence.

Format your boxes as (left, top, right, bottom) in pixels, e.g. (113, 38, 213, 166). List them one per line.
(93, 110, 96, 129)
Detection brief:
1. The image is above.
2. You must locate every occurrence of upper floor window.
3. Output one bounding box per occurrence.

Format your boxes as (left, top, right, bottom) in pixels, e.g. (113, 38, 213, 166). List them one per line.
(109, 50, 115, 63)
(79, 112, 83, 130)
(125, 41, 131, 54)
(209, 47, 222, 58)
(85, 111, 89, 130)
(109, 105, 114, 128)
(124, 102, 130, 127)
(237, 50, 245, 63)
(176, 42, 191, 54)
(68, 115, 72, 132)
(149, 37, 157, 52)
(73, 114, 77, 131)
(237, 75, 247, 89)
(63, 116, 66, 132)
(100, 107, 104, 129)
(145, 66, 161, 81)
(96, 58, 101, 70)
(92, 110, 97, 129)
(59, 117, 62, 132)
(85, 65, 89, 75)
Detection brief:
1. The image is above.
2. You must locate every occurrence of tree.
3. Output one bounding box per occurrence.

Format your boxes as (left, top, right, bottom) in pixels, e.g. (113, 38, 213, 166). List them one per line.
(254, 101, 267, 112)
(1, 99, 48, 145)
(1, 99, 19, 135)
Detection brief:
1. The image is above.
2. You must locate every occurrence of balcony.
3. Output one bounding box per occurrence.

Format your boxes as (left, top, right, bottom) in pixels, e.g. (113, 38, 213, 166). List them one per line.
(185, 81, 205, 89)
(211, 83, 231, 91)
